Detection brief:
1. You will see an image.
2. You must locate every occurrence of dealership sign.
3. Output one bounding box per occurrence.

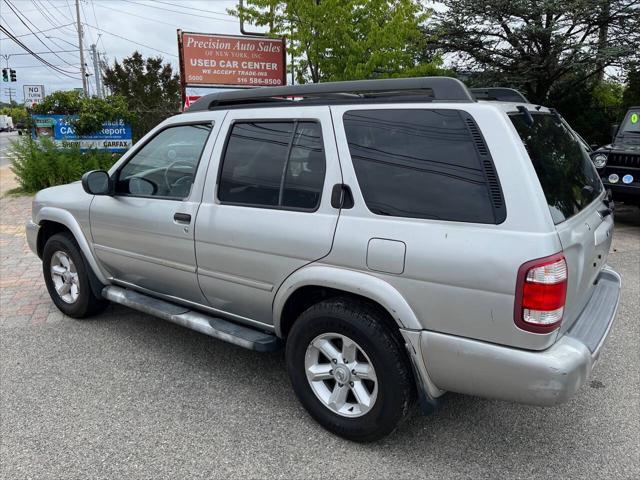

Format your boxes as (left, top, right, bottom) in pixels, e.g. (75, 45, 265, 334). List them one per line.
(23, 85, 45, 108)
(31, 115, 132, 151)
(178, 31, 286, 88)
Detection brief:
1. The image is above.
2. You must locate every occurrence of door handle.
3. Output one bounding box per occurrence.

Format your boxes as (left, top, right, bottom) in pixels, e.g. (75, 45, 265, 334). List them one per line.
(174, 212, 192, 224)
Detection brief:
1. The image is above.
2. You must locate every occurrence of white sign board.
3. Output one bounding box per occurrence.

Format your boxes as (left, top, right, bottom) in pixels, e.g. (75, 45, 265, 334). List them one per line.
(23, 85, 45, 108)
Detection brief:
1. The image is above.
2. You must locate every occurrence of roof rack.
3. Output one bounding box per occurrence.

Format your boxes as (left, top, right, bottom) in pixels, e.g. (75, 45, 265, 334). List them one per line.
(470, 88, 530, 103)
(187, 77, 475, 111)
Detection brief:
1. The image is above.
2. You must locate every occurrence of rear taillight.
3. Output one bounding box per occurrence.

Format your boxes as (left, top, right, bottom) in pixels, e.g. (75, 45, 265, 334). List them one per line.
(514, 253, 567, 333)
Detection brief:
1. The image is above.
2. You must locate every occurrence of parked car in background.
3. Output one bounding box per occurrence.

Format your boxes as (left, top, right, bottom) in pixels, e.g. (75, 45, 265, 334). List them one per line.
(590, 106, 640, 206)
(26, 78, 621, 441)
(0, 114, 13, 132)
(15, 120, 26, 135)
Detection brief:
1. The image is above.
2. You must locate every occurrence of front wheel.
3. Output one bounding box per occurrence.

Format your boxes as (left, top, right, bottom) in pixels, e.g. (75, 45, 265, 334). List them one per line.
(42, 232, 108, 318)
(286, 298, 416, 442)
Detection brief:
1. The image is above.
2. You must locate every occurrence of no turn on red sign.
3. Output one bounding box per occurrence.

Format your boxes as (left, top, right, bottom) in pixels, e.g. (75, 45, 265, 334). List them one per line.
(23, 85, 45, 108)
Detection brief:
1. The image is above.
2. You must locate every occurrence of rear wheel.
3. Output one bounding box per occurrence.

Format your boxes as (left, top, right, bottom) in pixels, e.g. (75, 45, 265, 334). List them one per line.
(286, 297, 415, 442)
(42, 232, 108, 318)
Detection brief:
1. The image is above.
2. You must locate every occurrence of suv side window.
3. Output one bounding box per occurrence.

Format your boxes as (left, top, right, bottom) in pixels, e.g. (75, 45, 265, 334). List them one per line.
(116, 123, 212, 199)
(218, 121, 325, 210)
(343, 109, 498, 223)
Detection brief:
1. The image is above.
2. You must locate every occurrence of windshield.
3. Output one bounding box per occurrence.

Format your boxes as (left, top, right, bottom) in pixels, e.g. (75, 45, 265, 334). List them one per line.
(620, 109, 640, 134)
(510, 112, 603, 224)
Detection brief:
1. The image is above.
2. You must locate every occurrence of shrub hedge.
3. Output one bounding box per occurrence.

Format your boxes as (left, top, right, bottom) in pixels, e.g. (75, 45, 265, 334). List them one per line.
(9, 135, 121, 193)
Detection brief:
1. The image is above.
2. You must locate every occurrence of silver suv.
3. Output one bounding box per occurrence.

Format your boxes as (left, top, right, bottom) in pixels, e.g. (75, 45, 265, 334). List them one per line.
(26, 78, 621, 441)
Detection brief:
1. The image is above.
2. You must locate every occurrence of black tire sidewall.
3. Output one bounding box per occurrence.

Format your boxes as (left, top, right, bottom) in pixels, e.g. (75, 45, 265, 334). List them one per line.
(286, 300, 414, 442)
(42, 233, 96, 318)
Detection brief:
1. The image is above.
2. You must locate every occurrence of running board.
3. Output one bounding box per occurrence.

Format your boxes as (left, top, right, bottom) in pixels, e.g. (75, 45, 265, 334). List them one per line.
(102, 286, 281, 352)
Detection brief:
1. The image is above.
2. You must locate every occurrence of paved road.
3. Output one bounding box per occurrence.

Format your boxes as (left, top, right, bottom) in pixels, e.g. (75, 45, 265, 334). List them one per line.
(0, 131, 19, 167)
(0, 191, 638, 479)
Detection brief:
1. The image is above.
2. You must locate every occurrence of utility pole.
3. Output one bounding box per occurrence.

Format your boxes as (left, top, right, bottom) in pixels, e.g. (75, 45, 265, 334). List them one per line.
(90, 44, 102, 98)
(75, 0, 88, 95)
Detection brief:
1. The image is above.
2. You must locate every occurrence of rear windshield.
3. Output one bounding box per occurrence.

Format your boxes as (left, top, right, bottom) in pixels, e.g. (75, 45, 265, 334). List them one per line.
(510, 112, 603, 224)
(620, 110, 640, 134)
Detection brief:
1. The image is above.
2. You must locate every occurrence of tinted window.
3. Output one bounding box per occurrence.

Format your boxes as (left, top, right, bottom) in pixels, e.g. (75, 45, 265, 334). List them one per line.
(343, 109, 496, 223)
(620, 109, 640, 134)
(510, 113, 603, 224)
(116, 124, 212, 199)
(219, 121, 325, 210)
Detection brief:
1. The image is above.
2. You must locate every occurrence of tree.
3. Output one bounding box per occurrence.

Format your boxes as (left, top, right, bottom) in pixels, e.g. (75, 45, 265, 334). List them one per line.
(102, 51, 180, 139)
(31, 90, 131, 136)
(428, 0, 640, 103)
(0, 106, 27, 123)
(231, 0, 446, 83)
(622, 64, 640, 109)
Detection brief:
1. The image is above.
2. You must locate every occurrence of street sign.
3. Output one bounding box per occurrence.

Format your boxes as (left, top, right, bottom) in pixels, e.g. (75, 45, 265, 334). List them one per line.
(23, 85, 45, 108)
(178, 31, 286, 88)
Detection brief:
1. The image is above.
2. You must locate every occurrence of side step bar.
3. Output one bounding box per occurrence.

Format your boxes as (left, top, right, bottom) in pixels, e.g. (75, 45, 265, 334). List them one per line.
(102, 286, 281, 352)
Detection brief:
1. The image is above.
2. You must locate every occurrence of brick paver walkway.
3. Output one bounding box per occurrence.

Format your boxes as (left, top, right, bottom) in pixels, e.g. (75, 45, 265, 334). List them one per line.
(0, 168, 65, 327)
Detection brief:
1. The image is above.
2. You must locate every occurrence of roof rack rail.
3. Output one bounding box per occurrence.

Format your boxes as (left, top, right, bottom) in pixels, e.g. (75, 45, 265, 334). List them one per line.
(470, 88, 530, 103)
(187, 77, 475, 111)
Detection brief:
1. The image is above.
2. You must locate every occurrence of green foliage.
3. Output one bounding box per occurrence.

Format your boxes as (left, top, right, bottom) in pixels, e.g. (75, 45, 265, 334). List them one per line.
(0, 106, 27, 123)
(102, 51, 180, 140)
(549, 77, 625, 147)
(9, 135, 120, 193)
(430, 0, 640, 103)
(231, 0, 446, 83)
(31, 90, 132, 136)
(622, 65, 640, 110)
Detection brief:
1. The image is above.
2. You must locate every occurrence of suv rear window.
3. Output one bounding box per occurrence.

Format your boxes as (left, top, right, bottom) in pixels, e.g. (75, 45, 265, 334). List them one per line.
(510, 113, 603, 224)
(342, 109, 501, 223)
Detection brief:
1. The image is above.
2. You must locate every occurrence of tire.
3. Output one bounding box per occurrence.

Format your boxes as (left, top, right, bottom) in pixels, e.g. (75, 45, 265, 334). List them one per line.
(286, 297, 416, 442)
(42, 232, 108, 318)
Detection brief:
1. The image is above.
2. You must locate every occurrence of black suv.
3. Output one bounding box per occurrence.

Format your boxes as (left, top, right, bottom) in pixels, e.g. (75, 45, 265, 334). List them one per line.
(591, 107, 640, 206)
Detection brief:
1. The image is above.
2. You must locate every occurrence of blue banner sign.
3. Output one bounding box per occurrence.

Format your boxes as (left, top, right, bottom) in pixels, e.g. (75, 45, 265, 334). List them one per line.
(31, 114, 132, 151)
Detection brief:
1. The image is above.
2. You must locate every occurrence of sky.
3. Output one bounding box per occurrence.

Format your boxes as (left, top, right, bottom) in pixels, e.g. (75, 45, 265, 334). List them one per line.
(0, 0, 254, 103)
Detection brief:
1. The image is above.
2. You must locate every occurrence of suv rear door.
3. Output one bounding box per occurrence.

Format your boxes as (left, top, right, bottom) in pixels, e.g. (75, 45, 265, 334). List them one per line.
(510, 111, 613, 332)
(194, 106, 342, 327)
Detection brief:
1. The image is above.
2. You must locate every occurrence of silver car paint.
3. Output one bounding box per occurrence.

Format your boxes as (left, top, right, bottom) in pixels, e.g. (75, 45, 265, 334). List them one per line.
(90, 113, 226, 303)
(194, 106, 342, 324)
(25, 100, 621, 407)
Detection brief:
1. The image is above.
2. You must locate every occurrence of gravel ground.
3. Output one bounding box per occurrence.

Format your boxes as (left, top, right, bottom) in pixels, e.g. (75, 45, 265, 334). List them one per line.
(1, 190, 638, 479)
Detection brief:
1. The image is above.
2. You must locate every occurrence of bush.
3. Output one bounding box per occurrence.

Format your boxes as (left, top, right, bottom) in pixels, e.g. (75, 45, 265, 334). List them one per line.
(9, 135, 120, 193)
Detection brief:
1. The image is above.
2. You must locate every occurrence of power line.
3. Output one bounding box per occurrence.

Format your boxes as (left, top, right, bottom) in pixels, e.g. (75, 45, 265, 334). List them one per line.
(3, 0, 80, 70)
(150, 0, 234, 17)
(93, 2, 180, 28)
(82, 22, 178, 58)
(0, 25, 80, 79)
(3, 22, 76, 38)
(1, 50, 80, 56)
(120, 0, 238, 23)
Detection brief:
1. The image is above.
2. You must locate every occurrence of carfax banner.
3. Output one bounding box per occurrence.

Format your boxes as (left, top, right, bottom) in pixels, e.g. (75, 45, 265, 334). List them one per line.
(31, 115, 133, 152)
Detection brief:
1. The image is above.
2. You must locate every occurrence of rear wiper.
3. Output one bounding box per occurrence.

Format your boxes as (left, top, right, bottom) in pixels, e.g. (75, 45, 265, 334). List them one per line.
(516, 106, 534, 126)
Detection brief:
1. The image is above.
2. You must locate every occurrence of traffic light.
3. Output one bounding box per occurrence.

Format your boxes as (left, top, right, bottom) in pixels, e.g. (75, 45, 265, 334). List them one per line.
(10, 69, 16, 82)
(1, 69, 7, 82)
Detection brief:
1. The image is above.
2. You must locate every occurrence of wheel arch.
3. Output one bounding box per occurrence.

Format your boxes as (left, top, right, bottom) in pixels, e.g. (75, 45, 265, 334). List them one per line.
(36, 207, 108, 285)
(273, 265, 423, 338)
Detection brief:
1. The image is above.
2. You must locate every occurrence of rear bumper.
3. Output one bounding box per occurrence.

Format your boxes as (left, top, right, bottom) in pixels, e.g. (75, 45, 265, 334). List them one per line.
(419, 267, 621, 406)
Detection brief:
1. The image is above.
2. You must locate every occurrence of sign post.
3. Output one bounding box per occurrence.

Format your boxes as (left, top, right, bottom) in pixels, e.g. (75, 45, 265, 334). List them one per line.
(23, 85, 45, 108)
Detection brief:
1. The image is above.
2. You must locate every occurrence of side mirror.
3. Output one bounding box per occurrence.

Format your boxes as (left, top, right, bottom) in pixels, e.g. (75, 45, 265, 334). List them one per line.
(610, 123, 619, 141)
(81, 170, 112, 195)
